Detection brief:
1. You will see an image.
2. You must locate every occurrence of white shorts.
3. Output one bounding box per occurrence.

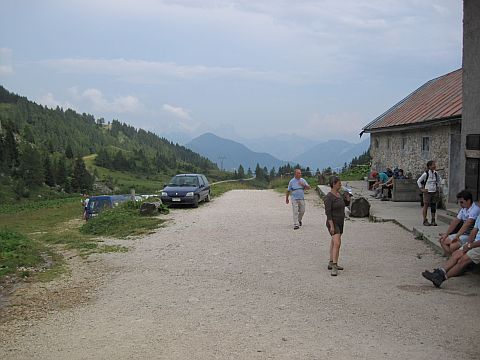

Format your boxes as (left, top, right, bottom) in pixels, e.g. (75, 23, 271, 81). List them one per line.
(448, 233, 470, 245)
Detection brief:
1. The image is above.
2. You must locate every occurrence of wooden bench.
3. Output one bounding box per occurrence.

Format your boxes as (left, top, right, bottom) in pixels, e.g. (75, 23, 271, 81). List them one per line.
(391, 178, 421, 202)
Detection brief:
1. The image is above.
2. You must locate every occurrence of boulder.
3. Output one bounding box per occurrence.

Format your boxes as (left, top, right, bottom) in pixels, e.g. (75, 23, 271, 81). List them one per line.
(350, 197, 370, 217)
(140, 201, 163, 216)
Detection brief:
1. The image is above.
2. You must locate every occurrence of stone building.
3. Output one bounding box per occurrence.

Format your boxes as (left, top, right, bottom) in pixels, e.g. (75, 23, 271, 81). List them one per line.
(361, 69, 462, 203)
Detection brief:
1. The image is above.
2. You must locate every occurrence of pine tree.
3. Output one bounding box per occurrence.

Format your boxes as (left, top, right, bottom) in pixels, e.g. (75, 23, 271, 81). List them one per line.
(237, 164, 245, 179)
(18, 144, 44, 187)
(65, 144, 74, 159)
(71, 157, 93, 192)
(55, 156, 68, 189)
(44, 155, 56, 187)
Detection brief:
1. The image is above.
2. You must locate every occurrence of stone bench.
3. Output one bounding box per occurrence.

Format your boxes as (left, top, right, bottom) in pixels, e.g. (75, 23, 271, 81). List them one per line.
(391, 178, 420, 202)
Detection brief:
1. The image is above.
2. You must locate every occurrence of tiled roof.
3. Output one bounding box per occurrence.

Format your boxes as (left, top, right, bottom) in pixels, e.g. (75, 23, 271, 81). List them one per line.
(363, 69, 462, 132)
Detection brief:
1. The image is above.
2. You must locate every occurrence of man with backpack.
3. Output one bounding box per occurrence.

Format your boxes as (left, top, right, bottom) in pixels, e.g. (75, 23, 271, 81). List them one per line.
(417, 160, 442, 226)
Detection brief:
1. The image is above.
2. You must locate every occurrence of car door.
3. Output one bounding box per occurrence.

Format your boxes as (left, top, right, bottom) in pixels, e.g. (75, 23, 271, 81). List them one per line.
(197, 175, 206, 200)
(201, 175, 210, 198)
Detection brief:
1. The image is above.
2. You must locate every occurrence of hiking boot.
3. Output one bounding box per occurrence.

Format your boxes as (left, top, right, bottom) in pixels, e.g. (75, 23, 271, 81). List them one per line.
(328, 261, 343, 270)
(433, 268, 446, 279)
(293, 225, 299, 230)
(331, 264, 338, 276)
(423, 219, 431, 226)
(299, 221, 302, 226)
(430, 220, 437, 226)
(422, 270, 444, 288)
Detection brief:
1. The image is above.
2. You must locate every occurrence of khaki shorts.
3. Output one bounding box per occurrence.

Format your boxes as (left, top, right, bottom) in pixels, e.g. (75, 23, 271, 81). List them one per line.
(466, 247, 480, 264)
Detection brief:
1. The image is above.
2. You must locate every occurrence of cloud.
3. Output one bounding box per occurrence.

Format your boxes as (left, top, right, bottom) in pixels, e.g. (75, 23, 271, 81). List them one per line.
(71, 87, 145, 114)
(162, 104, 200, 133)
(303, 112, 366, 141)
(0, 48, 14, 76)
(40, 58, 302, 84)
(37, 87, 145, 115)
(36, 92, 76, 111)
(162, 104, 191, 120)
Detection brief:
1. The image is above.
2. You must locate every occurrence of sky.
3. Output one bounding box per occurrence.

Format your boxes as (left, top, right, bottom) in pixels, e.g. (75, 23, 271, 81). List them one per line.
(0, 0, 463, 144)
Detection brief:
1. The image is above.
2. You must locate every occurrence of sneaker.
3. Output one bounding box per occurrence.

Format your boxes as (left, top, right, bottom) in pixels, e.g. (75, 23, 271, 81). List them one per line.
(293, 225, 299, 230)
(331, 264, 338, 276)
(423, 219, 431, 226)
(328, 261, 344, 270)
(430, 220, 437, 226)
(299, 221, 302, 226)
(422, 270, 444, 288)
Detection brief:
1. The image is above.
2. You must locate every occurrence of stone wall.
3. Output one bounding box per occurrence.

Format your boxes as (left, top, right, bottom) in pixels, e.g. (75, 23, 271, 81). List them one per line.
(369, 123, 461, 203)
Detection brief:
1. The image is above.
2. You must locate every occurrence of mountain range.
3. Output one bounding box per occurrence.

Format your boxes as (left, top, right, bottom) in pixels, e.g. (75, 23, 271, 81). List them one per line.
(186, 132, 370, 172)
(186, 133, 289, 171)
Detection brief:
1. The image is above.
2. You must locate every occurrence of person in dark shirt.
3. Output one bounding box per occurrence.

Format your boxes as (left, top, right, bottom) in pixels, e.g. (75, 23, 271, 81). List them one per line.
(324, 176, 346, 276)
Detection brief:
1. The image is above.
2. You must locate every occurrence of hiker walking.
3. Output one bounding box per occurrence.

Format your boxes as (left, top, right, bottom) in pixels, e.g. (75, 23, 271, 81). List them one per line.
(286, 168, 310, 230)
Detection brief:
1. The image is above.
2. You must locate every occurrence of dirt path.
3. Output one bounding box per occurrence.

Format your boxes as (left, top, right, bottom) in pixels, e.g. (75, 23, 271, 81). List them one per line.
(1, 190, 479, 359)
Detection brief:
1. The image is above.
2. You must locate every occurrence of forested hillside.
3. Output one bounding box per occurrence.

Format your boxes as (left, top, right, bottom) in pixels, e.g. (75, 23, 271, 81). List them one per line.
(0, 86, 219, 202)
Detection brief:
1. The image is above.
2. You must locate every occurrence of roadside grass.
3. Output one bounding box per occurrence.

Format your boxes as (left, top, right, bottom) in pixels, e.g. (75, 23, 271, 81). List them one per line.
(0, 229, 45, 277)
(80, 201, 167, 238)
(0, 196, 166, 283)
(210, 179, 268, 198)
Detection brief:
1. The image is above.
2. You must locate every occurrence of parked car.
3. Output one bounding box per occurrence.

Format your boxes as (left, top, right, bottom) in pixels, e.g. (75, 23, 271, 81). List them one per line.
(85, 195, 131, 220)
(161, 174, 211, 208)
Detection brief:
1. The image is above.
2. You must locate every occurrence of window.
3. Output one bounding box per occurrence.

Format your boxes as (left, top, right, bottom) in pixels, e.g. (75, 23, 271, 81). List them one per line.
(422, 137, 430, 152)
(387, 137, 390, 149)
(402, 137, 407, 150)
(375, 138, 379, 149)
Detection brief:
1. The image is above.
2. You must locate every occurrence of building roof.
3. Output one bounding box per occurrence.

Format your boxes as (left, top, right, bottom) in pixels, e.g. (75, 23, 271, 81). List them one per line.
(362, 68, 462, 133)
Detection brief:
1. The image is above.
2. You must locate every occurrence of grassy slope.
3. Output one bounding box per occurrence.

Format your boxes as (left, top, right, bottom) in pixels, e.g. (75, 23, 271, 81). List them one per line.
(83, 154, 168, 194)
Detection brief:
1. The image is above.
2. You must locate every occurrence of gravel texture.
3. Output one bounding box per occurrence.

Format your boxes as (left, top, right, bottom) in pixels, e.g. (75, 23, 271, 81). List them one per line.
(1, 189, 479, 359)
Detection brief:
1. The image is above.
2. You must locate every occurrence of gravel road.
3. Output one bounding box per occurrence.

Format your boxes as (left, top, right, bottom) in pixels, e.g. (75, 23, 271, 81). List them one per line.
(1, 189, 479, 359)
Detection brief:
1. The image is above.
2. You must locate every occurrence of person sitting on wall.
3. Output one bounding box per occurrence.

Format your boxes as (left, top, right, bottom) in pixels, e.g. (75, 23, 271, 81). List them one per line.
(438, 190, 480, 256)
(371, 171, 393, 199)
(394, 169, 406, 179)
(422, 214, 480, 288)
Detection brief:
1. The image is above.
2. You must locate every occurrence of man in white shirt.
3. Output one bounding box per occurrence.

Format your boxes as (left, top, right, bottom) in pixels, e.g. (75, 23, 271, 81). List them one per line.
(417, 160, 442, 226)
(422, 215, 480, 288)
(438, 190, 480, 256)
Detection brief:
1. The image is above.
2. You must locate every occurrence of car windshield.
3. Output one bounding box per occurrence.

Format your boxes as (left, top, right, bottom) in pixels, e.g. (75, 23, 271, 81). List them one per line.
(169, 176, 199, 187)
(88, 199, 110, 212)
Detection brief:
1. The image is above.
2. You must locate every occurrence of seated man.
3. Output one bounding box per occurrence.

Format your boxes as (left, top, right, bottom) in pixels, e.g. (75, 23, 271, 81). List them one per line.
(395, 169, 406, 179)
(371, 171, 393, 199)
(438, 190, 480, 256)
(422, 214, 480, 288)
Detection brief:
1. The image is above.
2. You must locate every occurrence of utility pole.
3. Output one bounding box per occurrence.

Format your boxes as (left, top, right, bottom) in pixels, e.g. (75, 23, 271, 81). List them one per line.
(218, 156, 226, 171)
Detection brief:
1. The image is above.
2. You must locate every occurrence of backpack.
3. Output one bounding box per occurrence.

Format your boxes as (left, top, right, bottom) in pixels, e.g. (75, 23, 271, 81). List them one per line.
(420, 170, 439, 187)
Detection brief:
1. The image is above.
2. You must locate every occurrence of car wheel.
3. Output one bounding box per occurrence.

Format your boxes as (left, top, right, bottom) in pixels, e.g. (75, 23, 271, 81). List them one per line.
(192, 195, 199, 208)
(205, 192, 211, 202)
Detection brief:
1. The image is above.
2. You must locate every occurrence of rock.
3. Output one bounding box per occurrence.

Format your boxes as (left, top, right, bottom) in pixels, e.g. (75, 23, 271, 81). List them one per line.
(139, 201, 163, 216)
(350, 197, 370, 217)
